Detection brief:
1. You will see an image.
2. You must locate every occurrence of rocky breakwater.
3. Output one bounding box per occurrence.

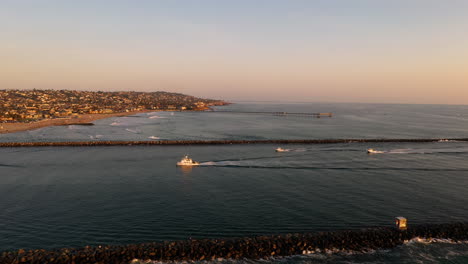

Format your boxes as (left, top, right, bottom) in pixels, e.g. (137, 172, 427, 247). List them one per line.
(1, 138, 468, 148)
(1, 223, 468, 264)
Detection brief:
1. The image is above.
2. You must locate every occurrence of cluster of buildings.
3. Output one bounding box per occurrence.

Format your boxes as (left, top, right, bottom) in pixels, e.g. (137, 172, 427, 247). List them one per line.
(0, 89, 226, 122)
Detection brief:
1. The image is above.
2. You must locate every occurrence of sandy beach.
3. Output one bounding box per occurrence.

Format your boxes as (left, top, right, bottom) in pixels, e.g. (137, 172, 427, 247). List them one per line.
(0, 111, 148, 135)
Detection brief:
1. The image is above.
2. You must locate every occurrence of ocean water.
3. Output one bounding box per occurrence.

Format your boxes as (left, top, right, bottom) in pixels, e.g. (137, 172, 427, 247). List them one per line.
(1, 102, 468, 263)
(3, 102, 468, 142)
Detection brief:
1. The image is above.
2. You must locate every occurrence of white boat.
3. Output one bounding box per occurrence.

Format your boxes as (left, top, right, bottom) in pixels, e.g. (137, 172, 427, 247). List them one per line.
(367, 148, 384, 154)
(177, 155, 200, 166)
(276, 147, 289, 152)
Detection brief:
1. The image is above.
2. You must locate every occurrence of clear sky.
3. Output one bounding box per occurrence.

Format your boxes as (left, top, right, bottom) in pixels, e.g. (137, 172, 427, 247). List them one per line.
(1, 0, 468, 104)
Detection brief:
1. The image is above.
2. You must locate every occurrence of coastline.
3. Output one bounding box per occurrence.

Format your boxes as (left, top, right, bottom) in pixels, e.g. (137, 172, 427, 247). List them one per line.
(0, 110, 149, 135)
(0, 102, 230, 135)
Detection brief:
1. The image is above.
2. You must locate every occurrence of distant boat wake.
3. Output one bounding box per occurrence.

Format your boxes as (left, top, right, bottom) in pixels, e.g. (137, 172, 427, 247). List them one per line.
(0, 163, 24, 168)
(370, 148, 468, 155)
(198, 161, 468, 172)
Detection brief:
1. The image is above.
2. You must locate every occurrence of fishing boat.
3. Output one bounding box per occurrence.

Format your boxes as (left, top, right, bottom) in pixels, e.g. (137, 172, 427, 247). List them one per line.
(177, 155, 200, 166)
(367, 148, 384, 154)
(275, 147, 289, 152)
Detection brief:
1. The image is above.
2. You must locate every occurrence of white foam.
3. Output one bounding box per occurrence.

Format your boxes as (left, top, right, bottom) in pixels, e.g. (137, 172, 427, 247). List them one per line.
(148, 136, 160, 140)
(387, 149, 411, 154)
(149, 115, 167, 119)
(404, 237, 468, 245)
(292, 148, 307, 152)
(199, 161, 242, 166)
(386, 147, 468, 154)
(89, 135, 104, 140)
(125, 128, 142, 134)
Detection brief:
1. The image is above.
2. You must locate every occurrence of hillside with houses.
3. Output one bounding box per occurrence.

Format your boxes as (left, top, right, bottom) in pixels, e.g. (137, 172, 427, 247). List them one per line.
(0, 89, 227, 122)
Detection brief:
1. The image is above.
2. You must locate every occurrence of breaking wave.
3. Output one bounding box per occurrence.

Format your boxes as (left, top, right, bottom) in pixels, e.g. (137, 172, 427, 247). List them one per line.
(89, 135, 104, 140)
(438, 139, 461, 142)
(129, 238, 468, 264)
(404, 237, 468, 245)
(67, 125, 88, 130)
(149, 115, 167, 119)
(110, 122, 125, 126)
(125, 128, 142, 134)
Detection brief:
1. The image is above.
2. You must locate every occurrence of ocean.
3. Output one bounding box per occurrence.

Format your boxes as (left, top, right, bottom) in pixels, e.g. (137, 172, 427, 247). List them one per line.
(1, 102, 468, 263)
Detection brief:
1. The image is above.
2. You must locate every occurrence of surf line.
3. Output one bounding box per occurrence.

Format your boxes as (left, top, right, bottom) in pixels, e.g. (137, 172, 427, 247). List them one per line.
(1, 138, 468, 147)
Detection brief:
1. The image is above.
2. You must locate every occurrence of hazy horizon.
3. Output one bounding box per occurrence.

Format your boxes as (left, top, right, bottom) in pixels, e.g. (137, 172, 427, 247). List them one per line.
(2, 0, 468, 104)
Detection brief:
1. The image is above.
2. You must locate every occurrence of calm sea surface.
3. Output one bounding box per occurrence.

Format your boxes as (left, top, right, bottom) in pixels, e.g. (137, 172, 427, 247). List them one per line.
(1, 102, 468, 263)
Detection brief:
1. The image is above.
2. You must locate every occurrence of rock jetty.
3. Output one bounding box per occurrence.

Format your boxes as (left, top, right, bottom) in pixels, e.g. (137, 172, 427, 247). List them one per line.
(0, 138, 467, 148)
(1, 223, 467, 264)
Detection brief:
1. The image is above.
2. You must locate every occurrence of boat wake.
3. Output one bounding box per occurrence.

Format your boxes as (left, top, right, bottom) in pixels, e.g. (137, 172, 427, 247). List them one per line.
(199, 161, 244, 166)
(198, 161, 468, 172)
(0, 163, 24, 168)
(387, 147, 468, 154)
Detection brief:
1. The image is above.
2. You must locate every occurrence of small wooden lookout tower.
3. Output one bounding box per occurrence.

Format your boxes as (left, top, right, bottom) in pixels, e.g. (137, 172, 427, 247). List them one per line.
(395, 216, 407, 229)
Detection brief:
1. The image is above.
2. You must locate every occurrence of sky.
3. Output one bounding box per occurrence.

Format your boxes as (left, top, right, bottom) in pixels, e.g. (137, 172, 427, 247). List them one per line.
(1, 0, 468, 104)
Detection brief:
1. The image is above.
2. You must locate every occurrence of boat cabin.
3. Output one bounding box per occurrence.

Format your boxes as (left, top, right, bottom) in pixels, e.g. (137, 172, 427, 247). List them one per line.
(395, 216, 407, 229)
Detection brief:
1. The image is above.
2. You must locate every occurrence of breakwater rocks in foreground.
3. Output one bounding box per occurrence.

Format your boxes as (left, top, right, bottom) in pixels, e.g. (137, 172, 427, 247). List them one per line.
(1, 138, 468, 147)
(2, 223, 468, 264)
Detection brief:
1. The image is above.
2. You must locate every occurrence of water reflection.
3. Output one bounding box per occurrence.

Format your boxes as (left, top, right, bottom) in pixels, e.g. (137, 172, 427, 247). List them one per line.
(179, 166, 194, 175)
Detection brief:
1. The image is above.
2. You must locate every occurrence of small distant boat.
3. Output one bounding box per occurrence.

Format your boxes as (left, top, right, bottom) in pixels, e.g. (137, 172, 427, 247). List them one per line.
(276, 147, 289, 152)
(367, 148, 384, 154)
(177, 155, 200, 166)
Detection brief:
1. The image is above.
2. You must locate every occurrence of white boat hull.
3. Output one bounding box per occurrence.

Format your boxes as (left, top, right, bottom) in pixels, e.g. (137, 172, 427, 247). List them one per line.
(367, 149, 384, 154)
(177, 155, 200, 166)
(177, 162, 200, 166)
(276, 148, 289, 152)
